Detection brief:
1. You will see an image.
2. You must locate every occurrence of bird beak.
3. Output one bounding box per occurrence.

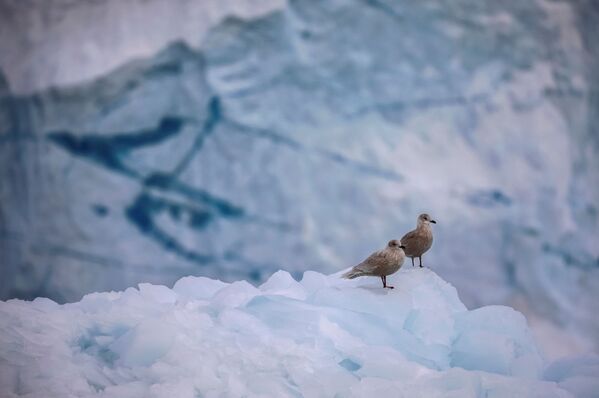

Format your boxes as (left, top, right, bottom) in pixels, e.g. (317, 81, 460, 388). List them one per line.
(431, 220, 437, 224)
(400, 245, 406, 250)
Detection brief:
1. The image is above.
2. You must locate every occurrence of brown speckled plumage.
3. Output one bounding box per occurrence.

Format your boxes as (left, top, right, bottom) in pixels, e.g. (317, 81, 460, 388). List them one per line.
(342, 240, 405, 288)
(400, 213, 436, 268)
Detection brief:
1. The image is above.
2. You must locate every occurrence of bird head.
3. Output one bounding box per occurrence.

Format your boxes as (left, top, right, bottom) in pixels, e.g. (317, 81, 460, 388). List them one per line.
(388, 240, 406, 250)
(418, 213, 436, 226)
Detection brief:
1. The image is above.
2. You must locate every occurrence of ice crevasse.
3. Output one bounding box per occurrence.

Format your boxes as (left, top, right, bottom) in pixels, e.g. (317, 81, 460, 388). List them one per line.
(0, 268, 597, 397)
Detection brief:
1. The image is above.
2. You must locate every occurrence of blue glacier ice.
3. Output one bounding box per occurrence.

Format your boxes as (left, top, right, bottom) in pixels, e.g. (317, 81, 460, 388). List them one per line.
(1, 0, 598, 358)
(0, 269, 591, 397)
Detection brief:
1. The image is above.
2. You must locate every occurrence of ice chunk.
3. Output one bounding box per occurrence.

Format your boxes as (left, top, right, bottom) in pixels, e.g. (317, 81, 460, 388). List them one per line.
(172, 276, 228, 300)
(109, 318, 176, 367)
(79, 291, 120, 313)
(403, 308, 456, 347)
(211, 280, 260, 309)
(259, 270, 307, 300)
(300, 270, 330, 293)
(451, 306, 544, 378)
(452, 329, 515, 375)
(138, 283, 178, 304)
(31, 297, 59, 310)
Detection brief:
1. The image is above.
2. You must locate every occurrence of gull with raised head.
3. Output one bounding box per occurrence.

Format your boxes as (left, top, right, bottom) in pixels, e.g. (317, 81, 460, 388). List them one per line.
(400, 213, 436, 268)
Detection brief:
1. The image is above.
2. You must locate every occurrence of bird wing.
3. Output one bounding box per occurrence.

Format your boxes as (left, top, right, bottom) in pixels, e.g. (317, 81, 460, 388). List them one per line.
(400, 229, 419, 247)
(354, 250, 388, 274)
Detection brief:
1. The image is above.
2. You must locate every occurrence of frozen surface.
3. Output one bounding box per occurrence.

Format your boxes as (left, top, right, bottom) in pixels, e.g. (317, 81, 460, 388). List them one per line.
(0, 269, 582, 397)
(1, 0, 599, 358)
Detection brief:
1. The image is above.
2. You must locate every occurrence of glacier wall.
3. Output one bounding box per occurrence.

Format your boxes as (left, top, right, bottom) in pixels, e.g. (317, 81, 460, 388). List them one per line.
(0, 0, 284, 94)
(1, 0, 598, 355)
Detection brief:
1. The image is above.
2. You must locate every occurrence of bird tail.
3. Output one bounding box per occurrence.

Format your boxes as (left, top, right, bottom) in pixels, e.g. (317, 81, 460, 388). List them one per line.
(342, 268, 363, 279)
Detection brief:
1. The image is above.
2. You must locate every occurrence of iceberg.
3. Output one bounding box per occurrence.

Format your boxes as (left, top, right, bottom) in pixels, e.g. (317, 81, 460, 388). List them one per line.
(1, 0, 598, 359)
(0, 268, 588, 397)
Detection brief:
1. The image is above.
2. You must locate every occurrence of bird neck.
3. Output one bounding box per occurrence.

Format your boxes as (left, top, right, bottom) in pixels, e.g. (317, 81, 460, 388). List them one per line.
(417, 222, 431, 231)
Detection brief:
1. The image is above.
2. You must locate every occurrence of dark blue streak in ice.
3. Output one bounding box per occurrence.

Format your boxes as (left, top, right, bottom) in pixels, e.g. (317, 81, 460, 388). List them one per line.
(125, 193, 216, 264)
(47, 117, 185, 176)
(171, 96, 222, 177)
(46, 103, 245, 266)
(143, 173, 244, 218)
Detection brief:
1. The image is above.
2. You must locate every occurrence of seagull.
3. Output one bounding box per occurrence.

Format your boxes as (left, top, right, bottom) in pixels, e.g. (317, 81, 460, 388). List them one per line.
(400, 213, 436, 268)
(342, 240, 406, 288)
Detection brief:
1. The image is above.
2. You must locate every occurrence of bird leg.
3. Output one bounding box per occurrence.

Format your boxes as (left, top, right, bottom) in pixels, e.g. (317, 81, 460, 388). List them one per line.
(411, 257, 414, 267)
(419, 256, 423, 268)
(381, 275, 394, 289)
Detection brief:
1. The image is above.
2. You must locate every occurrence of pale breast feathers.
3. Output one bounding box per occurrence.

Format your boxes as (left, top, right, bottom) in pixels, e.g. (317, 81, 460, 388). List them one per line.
(400, 229, 432, 256)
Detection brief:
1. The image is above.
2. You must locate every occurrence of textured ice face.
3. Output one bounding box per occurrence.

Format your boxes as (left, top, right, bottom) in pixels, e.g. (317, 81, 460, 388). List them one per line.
(1, 0, 598, 357)
(0, 0, 286, 94)
(0, 269, 581, 397)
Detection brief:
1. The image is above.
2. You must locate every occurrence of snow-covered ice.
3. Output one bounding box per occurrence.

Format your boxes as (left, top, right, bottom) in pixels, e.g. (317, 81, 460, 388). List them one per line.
(0, 268, 591, 397)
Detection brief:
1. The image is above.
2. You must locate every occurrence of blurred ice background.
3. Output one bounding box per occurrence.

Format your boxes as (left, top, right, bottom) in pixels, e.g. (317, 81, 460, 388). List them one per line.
(0, 0, 598, 360)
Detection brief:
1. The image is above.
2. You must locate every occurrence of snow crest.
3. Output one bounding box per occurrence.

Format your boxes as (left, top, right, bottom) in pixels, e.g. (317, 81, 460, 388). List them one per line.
(0, 269, 579, 397)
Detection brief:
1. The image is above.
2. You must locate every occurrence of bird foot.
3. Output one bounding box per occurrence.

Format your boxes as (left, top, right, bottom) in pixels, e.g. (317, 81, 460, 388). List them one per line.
(385, 286, 395, 289)
(419, 265, 424, 268)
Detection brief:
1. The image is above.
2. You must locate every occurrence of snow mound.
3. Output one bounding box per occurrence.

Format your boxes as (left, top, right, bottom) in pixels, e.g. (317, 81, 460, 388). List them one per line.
(0, 269, 578, 397)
